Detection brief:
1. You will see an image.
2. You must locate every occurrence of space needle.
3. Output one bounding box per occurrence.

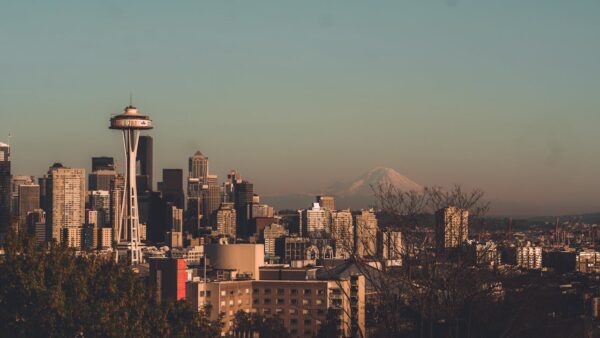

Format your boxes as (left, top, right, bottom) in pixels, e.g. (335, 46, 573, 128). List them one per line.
(110, 104, 152, 265)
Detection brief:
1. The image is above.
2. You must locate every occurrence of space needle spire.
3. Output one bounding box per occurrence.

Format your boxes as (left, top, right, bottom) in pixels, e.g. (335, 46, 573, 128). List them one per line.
(109, 103, 153, 265)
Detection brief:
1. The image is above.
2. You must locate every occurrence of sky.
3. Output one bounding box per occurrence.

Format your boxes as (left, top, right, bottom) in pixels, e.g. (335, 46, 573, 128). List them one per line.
(1, 1, 600, 216)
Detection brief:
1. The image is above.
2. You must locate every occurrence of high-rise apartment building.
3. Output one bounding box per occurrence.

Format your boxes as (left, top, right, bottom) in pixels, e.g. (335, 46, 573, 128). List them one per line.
(299, 203, 330, 237)
(316, 195, 335, 211)
(355, 209, 378, 258)
(331, 209, 354, 258)
(136, 135, 153, 193)
(46, 164, 86, 243)
(216, 203, 237, 238)
(435, 206, 469, 251)
(0, 142, 11, 231)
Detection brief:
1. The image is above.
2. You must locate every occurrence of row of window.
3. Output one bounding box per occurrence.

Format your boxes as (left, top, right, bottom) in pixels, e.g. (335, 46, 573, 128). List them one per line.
(255, 298, 324, 306)
(256, 288, 326, 296)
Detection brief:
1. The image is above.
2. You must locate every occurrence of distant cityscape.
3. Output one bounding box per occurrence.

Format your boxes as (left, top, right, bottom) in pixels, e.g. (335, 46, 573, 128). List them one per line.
(2, 104, 600, 337)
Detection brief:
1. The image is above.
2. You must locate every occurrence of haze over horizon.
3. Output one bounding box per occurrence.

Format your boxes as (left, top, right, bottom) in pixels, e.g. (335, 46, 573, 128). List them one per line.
(2, 1, 600, 216)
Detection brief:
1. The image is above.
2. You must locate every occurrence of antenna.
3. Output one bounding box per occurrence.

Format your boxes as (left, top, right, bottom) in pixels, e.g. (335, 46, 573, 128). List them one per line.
(7, 132, 12, 147)
(129, 93, 133, 107)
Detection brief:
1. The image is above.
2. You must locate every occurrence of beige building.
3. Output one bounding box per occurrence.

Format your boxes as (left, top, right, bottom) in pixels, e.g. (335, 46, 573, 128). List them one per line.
(263, 223, 288, 257)
(435, 206, 469, 250)
(187, 270, 365, 338)
(331, 210, 353, 258)
(299, 203, 330, 236)
(62, 227, 82, 248)
(187, 279, 254, 333)
(355, 209, 378, 258)
(48, 166, 86, 243)
(204, 243, 264, 280)
(216, 203, 237, 238)
(316, 195, 335, 211)
(378, 229, 403, 266)
(99, 227, 113, 249)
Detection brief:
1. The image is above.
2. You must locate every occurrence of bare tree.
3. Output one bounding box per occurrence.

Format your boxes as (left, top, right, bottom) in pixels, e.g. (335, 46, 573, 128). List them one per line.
(324, 183, 502, 338)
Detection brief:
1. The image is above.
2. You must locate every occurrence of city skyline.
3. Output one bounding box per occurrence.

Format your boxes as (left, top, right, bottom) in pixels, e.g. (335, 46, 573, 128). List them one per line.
(2, 1, 600, 216)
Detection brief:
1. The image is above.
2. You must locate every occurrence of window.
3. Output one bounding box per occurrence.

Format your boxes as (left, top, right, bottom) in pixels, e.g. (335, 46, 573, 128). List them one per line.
(229, 300, 234, 306)
(253, 299, 259, 305)
(303, 289, 311, 295)
(238, 299, 242, 304)
(315, 299, 323, 305)
(317, 309, 325, 315)
(253, 288, 258, 294)
(291, 319, 298, 325)
(263, 309, 271, 315)
(264, 288, 272, 294)
(303, 309, 310, 315)
(302, 299, 310, 305)
(291, 299, 298, 305)
(221, 290, 226, 296)
(276, 298, 285, 305)
(277, 288, 284, 295)
(264, 298, 271, 305)
(317, 289, 325, 295)
(245, 288, 250, 294)
(200, 291, 204, 297)
(220, 301, 226, 306)
(291, 289, 298, 295)
(289, 309, 297, 315)
(229, 290, 234, 296)
(206, 291, 211, 297)
(304, 319, 311, 325)
(276, 308, 283, 314)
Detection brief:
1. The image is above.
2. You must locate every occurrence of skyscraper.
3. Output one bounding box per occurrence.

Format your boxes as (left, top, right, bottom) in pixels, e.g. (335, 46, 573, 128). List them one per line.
(0, 142, 11, 231)
(46, 164, 86, 243)
(136, 135, 153, 193)
(18, 184, 40, 229)
(91, 156, 115, 172)
(159, 169, 184, 209)
(88, 170, 116, 191)
(435, 206, 469, 251)
(189, 151, 208, 182)
(88, 190, 110, 227)
(233, 179, 253, 235)
(201, 174, 221, 227)
(187, 151, 211, 230)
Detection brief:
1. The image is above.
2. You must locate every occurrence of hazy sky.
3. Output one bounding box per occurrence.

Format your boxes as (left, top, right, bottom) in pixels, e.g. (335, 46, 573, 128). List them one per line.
(1, 1, 600, 215)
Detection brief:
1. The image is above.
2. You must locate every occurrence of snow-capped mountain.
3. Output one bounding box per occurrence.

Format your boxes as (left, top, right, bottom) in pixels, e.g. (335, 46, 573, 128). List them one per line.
(331, 167, 422, 197)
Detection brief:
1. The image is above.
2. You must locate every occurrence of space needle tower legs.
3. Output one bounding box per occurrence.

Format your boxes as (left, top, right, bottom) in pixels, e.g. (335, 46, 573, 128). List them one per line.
(110, 105, 153, 265)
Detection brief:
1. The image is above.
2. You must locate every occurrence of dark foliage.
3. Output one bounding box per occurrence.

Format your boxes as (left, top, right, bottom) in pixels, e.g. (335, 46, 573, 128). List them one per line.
(0, 232, 222, 338)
